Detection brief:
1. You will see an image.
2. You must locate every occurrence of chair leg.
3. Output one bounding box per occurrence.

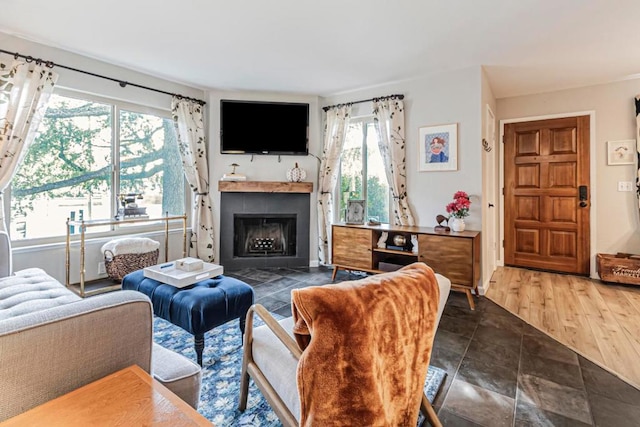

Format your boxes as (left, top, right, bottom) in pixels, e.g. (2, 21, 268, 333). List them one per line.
(239, 307, 255, 411)
(194, 333, 204, 366)
(420, 393, 442, 427)
(238, 351, 250, 410)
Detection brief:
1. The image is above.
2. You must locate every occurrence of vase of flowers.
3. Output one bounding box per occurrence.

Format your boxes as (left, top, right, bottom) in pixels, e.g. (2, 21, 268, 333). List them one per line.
(446, 191, 471, 232)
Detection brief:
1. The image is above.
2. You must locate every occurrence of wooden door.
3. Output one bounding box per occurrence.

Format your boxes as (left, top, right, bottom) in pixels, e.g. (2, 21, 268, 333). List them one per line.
(504, 116, 590, 275)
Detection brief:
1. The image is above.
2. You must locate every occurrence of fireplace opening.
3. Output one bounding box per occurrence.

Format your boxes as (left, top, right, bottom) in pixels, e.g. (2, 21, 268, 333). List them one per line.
(234, 214, 297, 258)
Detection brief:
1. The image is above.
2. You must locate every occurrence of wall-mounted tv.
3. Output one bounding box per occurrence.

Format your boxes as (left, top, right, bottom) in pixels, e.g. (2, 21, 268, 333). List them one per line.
(220, 99, 309, 155)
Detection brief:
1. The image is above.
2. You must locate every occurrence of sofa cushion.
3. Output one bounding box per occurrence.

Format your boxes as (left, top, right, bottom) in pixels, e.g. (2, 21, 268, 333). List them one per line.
(0, 268, 80, 321)
(252, 316, 301, 421)
(152, 343, 202, 409)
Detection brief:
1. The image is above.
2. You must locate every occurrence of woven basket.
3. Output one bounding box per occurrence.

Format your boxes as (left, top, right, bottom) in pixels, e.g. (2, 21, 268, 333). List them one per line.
(104, 248, 159, 282)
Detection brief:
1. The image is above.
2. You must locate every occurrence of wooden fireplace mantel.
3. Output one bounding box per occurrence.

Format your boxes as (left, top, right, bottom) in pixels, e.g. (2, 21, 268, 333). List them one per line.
(218, 180, 313, 193)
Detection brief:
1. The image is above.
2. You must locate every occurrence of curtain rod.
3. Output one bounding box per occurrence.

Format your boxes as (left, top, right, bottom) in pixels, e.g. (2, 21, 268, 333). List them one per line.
(0, 48, 206, 106)
(322, 93, 404, 112)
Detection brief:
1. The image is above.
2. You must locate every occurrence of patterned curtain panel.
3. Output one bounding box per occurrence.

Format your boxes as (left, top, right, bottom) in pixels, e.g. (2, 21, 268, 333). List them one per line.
(636, 96, 640, 208)
(0, 60, 58, 232)
(171, 97, 215, 262)
(372, 98, 415, 226)
(317, 105, 351, 264)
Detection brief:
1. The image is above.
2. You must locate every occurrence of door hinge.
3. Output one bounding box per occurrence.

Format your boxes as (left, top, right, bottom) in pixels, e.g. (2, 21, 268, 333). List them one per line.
(502, 135, 505, 143)
(502, 239, 504, 247)
(502, 188, 504, 195)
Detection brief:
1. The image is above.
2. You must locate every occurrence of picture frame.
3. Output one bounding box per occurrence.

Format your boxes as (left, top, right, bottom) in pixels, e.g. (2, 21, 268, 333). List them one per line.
(418, 123, 458, 172)
(346, 200, 366, 224)
(607, 139, 636, 165)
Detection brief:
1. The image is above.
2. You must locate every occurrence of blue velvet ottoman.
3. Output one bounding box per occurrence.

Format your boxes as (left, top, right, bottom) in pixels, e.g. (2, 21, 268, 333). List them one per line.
(122, 270, 254, 366)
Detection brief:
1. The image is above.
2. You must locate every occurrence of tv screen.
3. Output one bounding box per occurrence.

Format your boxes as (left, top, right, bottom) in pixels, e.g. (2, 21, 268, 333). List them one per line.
(220, 100, 309, 155)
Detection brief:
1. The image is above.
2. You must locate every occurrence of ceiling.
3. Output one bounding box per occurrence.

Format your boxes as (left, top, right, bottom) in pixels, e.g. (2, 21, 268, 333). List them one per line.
(1, 0, 640, 99)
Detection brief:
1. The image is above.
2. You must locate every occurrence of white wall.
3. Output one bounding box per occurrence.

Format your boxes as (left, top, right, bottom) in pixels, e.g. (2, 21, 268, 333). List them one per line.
(1, 33, 205, 282)
(322, 67, 484, 288)
(322, 67, 483, 232)
(497, 78, 640, 270)
(208, 90, 322, 266)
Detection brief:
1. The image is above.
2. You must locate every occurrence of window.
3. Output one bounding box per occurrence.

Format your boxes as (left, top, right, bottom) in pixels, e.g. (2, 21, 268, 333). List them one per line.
(338, 118, 390, 223)
(10, 92, 185, 241)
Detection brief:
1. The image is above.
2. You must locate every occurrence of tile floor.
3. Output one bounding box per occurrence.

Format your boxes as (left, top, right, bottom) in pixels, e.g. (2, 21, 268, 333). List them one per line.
(225, 266, 640, 427)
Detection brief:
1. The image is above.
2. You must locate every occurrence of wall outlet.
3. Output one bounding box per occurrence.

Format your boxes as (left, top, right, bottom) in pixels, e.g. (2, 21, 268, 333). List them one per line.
(618, 181, 634, 192)
(98, 262, 106, 275)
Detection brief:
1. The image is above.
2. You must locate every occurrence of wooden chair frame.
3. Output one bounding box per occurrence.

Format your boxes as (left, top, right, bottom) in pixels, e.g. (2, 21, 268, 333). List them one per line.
(238, 304, 442, 427)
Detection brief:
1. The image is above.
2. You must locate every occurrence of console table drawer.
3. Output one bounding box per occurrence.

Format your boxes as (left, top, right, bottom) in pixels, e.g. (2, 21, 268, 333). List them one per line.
(419, 235, 474, 287)
(331, 226, 373, 270)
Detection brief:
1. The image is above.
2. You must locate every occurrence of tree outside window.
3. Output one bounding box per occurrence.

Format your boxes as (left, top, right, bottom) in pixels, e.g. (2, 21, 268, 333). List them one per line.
(10, 92, 185, 240)
(338, 119, 390, 224)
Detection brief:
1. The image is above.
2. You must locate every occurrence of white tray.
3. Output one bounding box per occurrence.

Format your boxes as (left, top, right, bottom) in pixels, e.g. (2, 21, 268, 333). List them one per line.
(143, 261, 224, 288)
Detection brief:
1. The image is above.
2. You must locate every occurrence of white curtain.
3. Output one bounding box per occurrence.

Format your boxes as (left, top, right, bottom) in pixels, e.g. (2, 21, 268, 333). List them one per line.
(372, 98, 415, 226)
(171, 97, 215, 262)
(317, 105, 351, 264)
(0, 60, 58, 231)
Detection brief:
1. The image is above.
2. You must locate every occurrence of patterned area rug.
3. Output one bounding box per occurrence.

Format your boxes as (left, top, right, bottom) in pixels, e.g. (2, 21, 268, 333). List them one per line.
(154, 316, 446, 427)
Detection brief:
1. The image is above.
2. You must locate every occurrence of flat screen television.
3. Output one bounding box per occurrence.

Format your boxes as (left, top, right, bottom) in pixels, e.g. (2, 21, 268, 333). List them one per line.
(220, 100, 309, 155)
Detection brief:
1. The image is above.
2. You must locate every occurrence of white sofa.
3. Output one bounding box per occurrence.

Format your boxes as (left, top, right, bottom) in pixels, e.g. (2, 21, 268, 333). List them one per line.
(0, 232, 202, 421)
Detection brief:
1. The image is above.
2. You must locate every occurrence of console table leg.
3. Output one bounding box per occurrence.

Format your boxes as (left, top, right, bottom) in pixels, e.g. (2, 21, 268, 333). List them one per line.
(331, 266, 339, 281)
(194, 334, 204, 366)
(465, 289, 476, 311)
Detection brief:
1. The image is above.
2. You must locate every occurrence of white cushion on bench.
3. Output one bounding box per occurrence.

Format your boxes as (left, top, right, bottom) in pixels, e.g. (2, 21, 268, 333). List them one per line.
(101, 237, 160, 256)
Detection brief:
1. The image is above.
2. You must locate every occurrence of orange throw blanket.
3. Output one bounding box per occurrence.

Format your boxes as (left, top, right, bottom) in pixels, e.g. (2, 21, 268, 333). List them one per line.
(291, 262, 440, 426)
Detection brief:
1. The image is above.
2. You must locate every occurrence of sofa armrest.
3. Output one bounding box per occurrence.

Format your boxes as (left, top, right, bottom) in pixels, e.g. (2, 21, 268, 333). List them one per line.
(0, 231, 11, 278)
(0, 291, 154, 421)
(434, 273, 452, 327)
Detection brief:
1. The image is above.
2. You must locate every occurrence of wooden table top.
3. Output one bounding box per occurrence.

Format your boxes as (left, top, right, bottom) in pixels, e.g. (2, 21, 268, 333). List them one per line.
(0, 365, 211, 426)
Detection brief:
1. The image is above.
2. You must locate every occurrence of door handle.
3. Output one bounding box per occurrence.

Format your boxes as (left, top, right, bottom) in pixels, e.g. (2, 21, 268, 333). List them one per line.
(579, 185, 588, 207)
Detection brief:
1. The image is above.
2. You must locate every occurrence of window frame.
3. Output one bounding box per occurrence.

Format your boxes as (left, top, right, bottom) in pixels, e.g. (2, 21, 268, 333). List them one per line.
(334, 115, 391, 224)
(7, 88, 190, 247)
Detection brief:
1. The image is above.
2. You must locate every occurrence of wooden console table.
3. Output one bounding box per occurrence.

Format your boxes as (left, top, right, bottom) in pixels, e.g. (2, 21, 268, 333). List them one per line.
(66, 214, 187, 297)
(0, 365, 210, 426)
(331, 223, 481, 309)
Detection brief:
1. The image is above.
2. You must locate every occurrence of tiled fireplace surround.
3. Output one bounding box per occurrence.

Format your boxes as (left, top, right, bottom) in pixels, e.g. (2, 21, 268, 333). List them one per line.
(219, 182, 311, 269)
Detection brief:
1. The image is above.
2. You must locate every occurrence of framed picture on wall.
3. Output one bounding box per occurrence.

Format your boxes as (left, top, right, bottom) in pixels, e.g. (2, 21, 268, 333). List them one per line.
(607, 139, 636, 165)
(418, 123, 458, 172)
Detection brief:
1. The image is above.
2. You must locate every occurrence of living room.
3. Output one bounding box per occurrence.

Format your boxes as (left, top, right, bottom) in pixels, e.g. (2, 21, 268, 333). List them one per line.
(2, 2, 640, 426)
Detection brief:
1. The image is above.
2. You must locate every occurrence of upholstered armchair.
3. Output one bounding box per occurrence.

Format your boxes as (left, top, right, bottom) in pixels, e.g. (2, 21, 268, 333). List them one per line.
(239, 263, 451, 427)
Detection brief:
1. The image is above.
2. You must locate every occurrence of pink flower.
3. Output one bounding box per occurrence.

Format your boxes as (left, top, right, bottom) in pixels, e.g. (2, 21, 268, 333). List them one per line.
(453, 191, 468, 200)
(445, 202, 457, 214)
(446, 191, 471, 219)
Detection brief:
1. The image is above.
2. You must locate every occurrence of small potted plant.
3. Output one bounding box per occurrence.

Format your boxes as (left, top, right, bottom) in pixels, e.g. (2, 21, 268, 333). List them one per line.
(446, 191, 471, 232)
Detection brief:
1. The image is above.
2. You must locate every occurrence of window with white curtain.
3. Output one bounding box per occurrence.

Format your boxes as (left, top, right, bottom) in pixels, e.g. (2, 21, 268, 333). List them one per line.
(9, 90, 185, 241)
(337, 117, 390, 224)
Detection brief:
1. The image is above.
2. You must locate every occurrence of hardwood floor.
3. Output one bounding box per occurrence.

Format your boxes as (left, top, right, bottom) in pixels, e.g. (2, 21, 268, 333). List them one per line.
(486, 266, 640, 390)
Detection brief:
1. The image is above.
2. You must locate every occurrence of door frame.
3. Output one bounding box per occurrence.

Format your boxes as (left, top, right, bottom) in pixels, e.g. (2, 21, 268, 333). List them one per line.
(499, 110, 598, 278)
(482, 105, 498, 290)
